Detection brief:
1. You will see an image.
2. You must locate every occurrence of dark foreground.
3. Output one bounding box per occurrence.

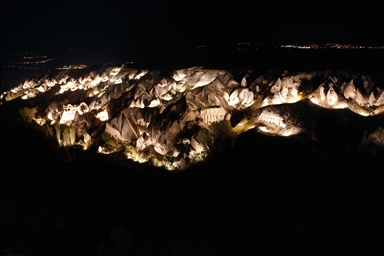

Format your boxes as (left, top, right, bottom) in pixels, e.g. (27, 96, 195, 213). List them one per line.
(1, 100, 384, 256)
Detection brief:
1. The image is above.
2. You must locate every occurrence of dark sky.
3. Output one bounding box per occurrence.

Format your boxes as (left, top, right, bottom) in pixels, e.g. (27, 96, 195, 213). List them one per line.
(1, 1, 383, 65)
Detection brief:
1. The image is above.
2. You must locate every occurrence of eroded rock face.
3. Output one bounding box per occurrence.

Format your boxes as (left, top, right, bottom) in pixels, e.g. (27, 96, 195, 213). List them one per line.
(2, 66, 383, 170)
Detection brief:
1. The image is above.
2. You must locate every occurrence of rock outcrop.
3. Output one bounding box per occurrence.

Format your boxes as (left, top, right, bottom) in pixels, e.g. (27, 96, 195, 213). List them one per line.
(2, 66, 383, 170)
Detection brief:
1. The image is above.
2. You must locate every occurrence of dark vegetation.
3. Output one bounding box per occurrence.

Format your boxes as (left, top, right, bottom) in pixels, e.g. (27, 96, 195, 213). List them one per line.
(1, 50, 384, 255)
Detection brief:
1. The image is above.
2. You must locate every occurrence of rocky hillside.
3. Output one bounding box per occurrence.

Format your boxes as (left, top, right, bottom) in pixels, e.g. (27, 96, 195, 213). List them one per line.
(1, 66, 383, 170)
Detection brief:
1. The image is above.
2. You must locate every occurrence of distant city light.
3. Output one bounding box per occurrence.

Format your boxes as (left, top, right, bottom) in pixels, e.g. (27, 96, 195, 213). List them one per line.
(280, 43, 384, 50)
(3, 54, 52, 70)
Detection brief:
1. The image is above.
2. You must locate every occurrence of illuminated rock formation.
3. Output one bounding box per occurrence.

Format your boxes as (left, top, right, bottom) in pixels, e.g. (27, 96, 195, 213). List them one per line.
(1, 66, 383, 170)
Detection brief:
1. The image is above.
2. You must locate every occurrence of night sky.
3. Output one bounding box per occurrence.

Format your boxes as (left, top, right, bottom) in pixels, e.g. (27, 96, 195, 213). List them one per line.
(1, 1, 383, 65)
